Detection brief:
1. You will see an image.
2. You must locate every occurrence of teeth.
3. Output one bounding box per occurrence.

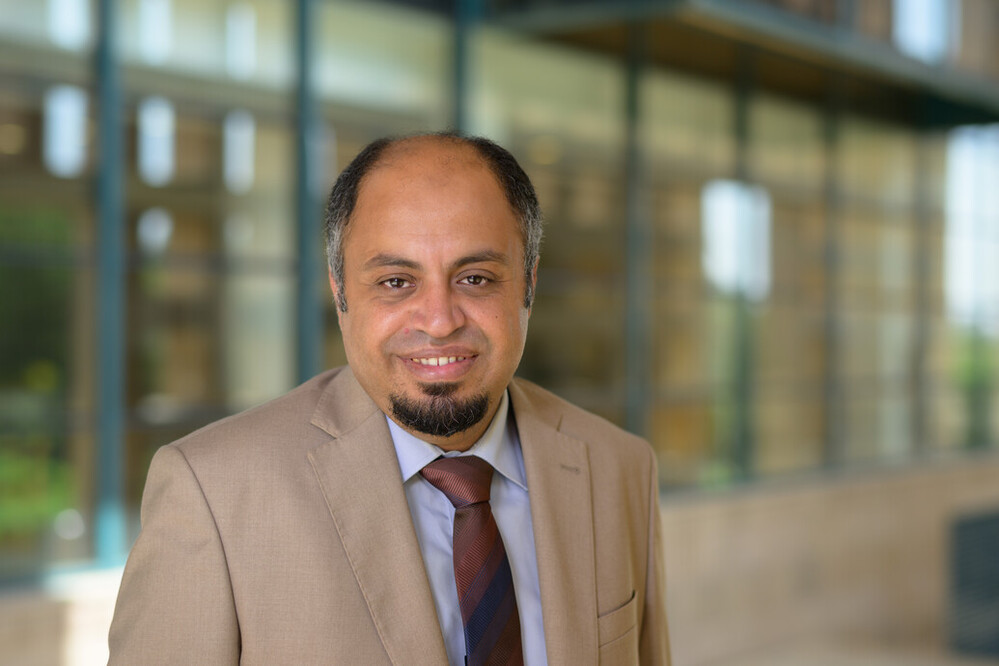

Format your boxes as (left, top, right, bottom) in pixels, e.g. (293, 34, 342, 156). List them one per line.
(413, 356, 465, 367)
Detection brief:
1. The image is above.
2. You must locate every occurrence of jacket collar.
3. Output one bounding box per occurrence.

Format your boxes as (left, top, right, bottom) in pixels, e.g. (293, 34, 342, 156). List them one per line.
(307, 367, 449, 664)
(509, 379, 599, 665)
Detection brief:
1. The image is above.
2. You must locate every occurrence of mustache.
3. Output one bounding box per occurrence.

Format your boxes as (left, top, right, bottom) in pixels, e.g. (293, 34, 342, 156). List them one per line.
(392, 328, 485, 351)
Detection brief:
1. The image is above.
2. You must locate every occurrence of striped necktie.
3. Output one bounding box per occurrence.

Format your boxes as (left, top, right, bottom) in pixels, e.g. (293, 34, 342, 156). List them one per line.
(421, 456, 524, 666)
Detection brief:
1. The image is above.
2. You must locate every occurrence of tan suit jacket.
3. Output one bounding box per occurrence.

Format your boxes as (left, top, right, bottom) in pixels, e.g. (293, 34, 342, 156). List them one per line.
(109, 366, 670, 665)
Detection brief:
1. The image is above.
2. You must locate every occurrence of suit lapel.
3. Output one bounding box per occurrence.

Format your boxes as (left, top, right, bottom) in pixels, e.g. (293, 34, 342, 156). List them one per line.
(510, 380, 599, 666)
(307, 368, 447, 665)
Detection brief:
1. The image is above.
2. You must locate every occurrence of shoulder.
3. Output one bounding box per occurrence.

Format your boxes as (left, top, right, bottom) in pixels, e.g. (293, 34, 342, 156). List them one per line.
(510, 377, 654, 469)
(162, 366, 349, 469)
(510, 377, 659, 542)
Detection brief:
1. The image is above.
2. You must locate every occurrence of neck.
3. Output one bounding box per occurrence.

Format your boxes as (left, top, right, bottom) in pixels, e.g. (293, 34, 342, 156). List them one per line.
(425, 426, 488, 452)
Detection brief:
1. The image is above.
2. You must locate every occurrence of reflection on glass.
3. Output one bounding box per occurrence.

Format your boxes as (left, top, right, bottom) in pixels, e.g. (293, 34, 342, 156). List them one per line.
(643, 69, 734, 171)
(48, 0, 89, 50)
(0, 257, 82, 578)
(43, 85, 87, 178)
(223, 273, 295, 410)
(139, 0, 172, 65)
(699, 180, 773, 480)
(53, 507, 86, 540)
(747, 94, 824, 190)
(0, 123, 27, 156)
(945, 124, 997, 450)
(137, 208, 173, 256)
(892, 0, 956, 63)
(137, 96, 175, 186)
(224, 213, 255, 254)
(945, 124, 999, 336)
(701, 180, 772, 302)
(225, 3, 257, 80)
(315, 1, 448, 118)
(526, 134, 562, 166)
(223, 109, 255, 194)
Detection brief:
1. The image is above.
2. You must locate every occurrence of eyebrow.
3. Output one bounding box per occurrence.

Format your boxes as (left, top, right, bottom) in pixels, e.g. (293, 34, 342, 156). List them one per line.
(362, 253, 420, 271)
(362, 250, 510, 272)
(453, 250, 509, 269)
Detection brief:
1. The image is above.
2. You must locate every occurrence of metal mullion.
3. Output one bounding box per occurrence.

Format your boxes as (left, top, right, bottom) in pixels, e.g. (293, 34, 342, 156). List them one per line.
(94, 0, 126, 566)
(821, 76, 845, 467)
(453, 0, 481, 133)
(729, 46, 755, 480)
(295, 0, 324, 383)
(910, 125, 932, 455)
(623, 22, 651, 438)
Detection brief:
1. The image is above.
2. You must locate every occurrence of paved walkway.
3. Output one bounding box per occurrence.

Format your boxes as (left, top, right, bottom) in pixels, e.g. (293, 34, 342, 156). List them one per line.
(720, 643, 999, 666)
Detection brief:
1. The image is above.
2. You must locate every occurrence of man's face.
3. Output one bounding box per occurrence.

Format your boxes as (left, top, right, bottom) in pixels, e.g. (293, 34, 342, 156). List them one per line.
(332, 139, 535, 451)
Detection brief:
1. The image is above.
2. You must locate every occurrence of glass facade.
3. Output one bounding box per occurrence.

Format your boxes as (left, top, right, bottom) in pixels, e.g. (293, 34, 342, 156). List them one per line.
(1, 0, 998, 583)
(0, 72, 97, 580)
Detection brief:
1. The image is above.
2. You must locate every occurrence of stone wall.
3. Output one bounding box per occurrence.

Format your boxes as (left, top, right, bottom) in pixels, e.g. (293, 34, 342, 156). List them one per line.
(662, 454, 999, 665)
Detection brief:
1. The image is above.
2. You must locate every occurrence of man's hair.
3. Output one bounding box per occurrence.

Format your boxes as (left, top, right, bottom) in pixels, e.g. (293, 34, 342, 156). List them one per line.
(323, 131, 543, 312)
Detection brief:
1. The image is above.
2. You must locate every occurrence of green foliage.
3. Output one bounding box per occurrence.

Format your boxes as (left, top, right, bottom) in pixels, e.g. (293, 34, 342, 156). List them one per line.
(956, 331, 994, 449)
(0, 206, 75, 544)
(0, 438, 73, 540)
(0, 206, 72, 390)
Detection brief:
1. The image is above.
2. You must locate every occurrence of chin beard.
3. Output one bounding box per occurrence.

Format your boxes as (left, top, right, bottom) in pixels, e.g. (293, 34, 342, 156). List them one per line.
(389, 383, 489, 439)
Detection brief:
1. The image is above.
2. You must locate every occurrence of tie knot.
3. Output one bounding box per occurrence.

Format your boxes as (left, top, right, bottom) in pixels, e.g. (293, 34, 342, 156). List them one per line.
(420, 456, 494, 508)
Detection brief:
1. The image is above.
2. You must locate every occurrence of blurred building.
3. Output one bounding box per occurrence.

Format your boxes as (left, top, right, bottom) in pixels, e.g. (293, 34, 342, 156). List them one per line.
(1, 0, 998, 663)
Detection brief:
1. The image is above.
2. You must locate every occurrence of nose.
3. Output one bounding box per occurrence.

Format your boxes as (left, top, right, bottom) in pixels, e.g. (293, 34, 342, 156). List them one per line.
(412, 279, 465, 340)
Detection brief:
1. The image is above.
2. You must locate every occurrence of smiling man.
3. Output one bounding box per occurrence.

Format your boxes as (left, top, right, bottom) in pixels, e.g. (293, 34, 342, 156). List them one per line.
(109, 133, 670, 665)
(332, 137, 531, 454)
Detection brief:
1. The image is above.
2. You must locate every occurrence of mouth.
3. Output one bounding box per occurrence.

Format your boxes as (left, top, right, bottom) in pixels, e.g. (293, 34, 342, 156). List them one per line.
(409, 355, 468, 367)
(402, 353, 477, 380)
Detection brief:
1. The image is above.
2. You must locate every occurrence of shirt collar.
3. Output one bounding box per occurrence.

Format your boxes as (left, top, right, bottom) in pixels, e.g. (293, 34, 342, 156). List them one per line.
(386, 390, 526, 491)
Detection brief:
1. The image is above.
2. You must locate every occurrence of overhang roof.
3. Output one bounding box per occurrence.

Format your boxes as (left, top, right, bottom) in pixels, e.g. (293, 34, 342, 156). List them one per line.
(485, 0, 999, 127)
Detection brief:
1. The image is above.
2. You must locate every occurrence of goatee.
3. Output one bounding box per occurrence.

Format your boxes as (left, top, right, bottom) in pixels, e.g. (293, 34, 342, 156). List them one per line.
(389, 383, 489, 438)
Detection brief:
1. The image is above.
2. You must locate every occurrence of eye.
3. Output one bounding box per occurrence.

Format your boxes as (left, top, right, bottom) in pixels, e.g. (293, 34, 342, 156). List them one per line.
(382, 277, 412, 289)
(460, 274, 489, 286)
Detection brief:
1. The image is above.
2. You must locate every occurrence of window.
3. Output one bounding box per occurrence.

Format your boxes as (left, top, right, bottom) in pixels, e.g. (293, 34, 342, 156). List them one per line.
(225, 3, 257, 80)
(43, 85, 88, 178)
(944, 125, 999, 336)
(138, 0, 172, 65)
(893, 0, 959, 64)
(701, 180, 772, 303)
(137, 96, 176, 186)
(223, 109, 255, 194)
(48, 0, 90, 50)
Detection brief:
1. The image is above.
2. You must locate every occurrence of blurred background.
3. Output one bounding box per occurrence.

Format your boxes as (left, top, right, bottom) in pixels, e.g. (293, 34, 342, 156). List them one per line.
(1, 0, 998, 664)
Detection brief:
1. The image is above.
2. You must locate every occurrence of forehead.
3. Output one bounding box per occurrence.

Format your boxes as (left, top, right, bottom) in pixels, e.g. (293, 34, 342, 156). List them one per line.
(346, 140, 519, 242)
(361, 139, 498, 197)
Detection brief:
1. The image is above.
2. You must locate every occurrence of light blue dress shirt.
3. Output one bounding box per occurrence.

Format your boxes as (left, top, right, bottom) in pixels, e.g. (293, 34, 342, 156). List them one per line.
(386, 391, 548, 666)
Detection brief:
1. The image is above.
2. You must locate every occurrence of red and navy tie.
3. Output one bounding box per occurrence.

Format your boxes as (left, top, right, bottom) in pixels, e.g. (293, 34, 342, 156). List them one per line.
(421, 456, 524, 666)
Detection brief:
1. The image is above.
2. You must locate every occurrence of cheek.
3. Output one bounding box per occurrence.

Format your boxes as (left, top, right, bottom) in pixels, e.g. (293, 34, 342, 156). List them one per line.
(362, 309, 415, 355)
(492, 309, 529, 348)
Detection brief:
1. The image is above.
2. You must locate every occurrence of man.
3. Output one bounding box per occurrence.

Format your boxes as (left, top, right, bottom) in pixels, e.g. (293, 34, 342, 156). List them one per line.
(109, 133, 670, 665)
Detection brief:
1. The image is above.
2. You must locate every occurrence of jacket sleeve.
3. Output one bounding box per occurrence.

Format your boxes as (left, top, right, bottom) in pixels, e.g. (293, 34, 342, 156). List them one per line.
(640, 448, 672, 665)
(108, 444, 240, 664)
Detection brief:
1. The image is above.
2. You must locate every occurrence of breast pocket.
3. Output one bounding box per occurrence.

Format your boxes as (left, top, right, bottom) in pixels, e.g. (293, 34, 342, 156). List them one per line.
(597, 590, 638, 665)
